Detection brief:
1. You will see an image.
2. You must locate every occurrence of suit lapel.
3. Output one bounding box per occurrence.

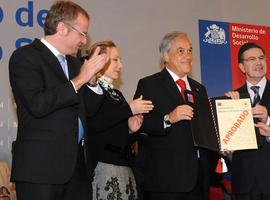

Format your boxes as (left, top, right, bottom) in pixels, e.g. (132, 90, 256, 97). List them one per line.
(238, 84, 249, 96)
(66, 56, 79, 80)
(159, 68, 185, 104)
(260, 80, 270, 107)
(238, 81, 270, 106)
(188, 77, 201, 95)
(32, 39, 68, 80)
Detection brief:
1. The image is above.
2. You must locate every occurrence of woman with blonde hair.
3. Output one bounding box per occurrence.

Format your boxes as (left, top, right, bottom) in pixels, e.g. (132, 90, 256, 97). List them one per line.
(84, 40, 153, 200)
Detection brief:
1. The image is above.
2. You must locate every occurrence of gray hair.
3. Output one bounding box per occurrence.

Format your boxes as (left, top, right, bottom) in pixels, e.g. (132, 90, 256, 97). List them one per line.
(159, 31, 188, 66)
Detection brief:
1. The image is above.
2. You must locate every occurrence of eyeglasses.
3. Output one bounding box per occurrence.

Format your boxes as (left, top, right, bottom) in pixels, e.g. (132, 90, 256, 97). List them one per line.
(177, 47, 192, 56)
(65, 23, 87, 38)
(242, 55, 267, 63)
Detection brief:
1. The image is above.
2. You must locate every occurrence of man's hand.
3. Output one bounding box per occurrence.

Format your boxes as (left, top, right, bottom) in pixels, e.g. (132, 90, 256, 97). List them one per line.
(168, 104, 193, 124)
(255, 122, 270, 136)
(72, 47, 108, 90)
(253, 105, 268, 123)
(220, 149, 233, 157)
(225, 91, 240, 99)
(128, 114, 144, 133)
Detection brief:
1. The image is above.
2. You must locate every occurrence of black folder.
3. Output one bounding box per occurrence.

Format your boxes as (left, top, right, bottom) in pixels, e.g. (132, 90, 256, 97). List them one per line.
(185, 90, 257, 152)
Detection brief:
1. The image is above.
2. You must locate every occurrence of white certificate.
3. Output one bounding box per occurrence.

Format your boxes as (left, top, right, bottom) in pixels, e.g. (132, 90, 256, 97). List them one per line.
(215, 98, 258, 151)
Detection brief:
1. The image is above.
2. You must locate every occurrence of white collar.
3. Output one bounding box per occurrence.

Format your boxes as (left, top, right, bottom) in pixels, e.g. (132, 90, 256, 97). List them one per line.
(40, 38, 64, 58)
(246, 76, 266, 89)
(165, 67, 188, 82)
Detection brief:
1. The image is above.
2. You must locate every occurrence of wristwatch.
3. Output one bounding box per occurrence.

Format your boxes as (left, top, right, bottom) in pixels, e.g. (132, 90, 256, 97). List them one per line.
(164, 114, 171, 125)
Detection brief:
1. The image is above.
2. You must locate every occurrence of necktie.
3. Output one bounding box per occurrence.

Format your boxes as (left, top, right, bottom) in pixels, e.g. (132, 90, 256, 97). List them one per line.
(250, 86, 269, 143)
(176, 79, 187, 101)
(57, 55, 84, 143)
(57, 55, 69, 79)
(78, 118, 84, 143)
(176, 79, 199, 156)
(250, 86, 260, 107)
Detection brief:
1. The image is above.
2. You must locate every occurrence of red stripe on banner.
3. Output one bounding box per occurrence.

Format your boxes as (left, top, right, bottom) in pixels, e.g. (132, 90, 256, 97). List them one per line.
(229, 22, 270, 90)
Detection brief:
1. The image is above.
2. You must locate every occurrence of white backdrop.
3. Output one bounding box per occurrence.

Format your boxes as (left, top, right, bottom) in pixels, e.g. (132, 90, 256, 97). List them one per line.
(1, 0, 270, 166)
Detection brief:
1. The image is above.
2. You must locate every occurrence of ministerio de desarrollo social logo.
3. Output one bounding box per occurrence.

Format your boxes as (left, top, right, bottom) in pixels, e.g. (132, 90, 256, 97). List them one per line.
(0, 7, 3, 62)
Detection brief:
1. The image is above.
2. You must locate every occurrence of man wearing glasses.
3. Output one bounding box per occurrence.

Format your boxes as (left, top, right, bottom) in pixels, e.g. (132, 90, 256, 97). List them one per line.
(9, 1, 107, 200)
(230, 42, 270, 200)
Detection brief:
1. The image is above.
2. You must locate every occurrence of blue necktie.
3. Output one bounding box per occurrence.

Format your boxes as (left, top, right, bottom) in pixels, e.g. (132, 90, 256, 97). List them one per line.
(78, 118, 84, 143)
(57, 55, 69, 79)
(57, 55, 84, 143)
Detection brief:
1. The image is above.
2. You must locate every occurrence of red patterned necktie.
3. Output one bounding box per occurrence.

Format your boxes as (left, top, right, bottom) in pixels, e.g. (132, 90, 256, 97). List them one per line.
(176, 79, 186, 101)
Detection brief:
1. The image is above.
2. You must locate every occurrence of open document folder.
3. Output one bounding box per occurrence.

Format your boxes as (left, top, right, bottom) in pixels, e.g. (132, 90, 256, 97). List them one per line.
(185, 90, 258, 152)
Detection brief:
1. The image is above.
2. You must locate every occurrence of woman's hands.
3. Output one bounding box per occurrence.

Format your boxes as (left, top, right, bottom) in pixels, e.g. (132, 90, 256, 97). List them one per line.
(129, 95, 153, 115)
(128, 114, 144, 133)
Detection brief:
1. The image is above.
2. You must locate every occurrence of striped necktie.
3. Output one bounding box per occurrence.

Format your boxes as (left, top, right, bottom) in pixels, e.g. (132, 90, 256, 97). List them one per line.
(250, 86, 260, 107)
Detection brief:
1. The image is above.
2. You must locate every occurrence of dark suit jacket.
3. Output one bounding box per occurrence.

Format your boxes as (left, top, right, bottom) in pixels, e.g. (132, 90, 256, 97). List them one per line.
(134, 68, 210, 193)
(9, 39, 102, 184)
(84, 87, 134, 174)
(232, 80, 270, 194)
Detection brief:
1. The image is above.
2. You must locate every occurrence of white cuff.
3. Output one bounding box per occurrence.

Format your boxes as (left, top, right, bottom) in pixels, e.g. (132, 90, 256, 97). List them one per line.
(70, 80, 78, 93)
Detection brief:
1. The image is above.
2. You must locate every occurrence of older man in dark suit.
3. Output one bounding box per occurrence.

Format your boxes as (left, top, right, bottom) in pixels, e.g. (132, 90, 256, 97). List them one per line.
(134, 32, 210, 200)
(9, 1, 108, 200)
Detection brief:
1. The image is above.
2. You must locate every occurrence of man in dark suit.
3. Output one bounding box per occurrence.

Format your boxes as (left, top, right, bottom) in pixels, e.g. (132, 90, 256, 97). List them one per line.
(230, 42, 270, 200)
(8, 1, 108, 200)
(134, 31, 210, 200)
